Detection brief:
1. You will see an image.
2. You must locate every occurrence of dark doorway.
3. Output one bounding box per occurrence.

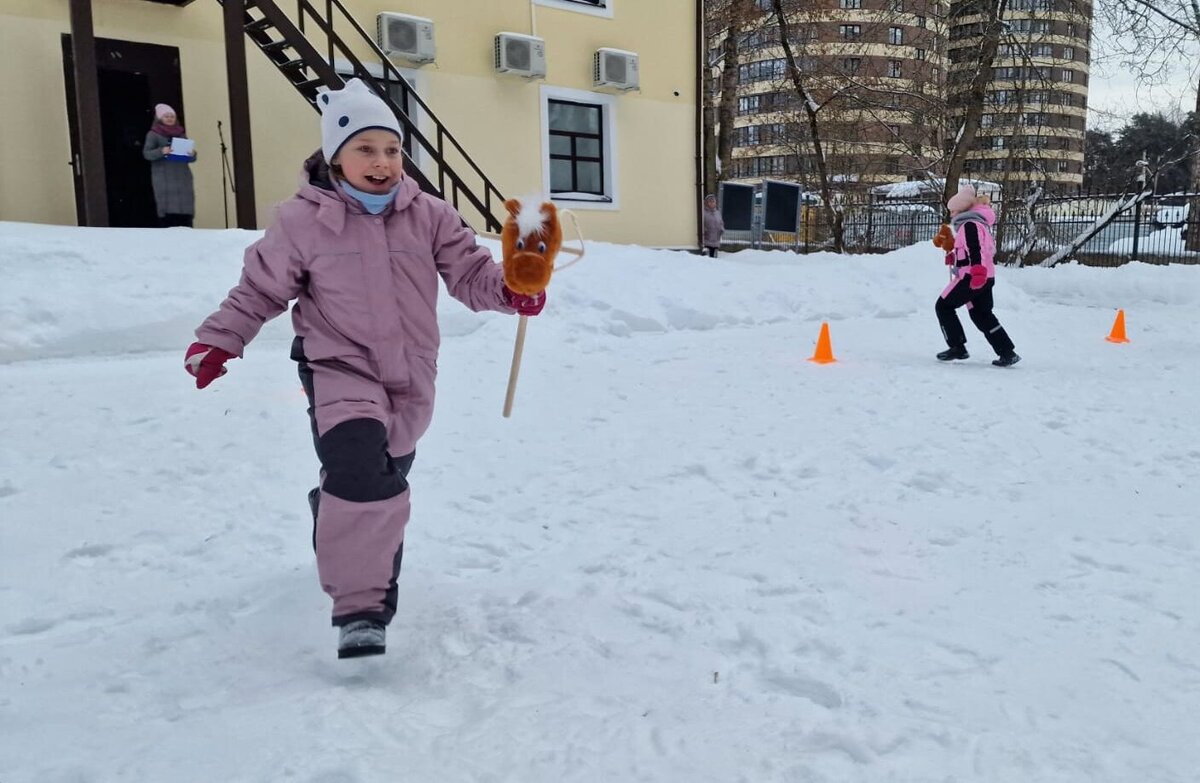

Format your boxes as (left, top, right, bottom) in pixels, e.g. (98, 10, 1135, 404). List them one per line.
(62, 36, 184, 227)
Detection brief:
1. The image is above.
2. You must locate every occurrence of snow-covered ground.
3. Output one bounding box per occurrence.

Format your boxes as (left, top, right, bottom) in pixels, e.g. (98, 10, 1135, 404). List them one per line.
(2, 220, 1198, 782)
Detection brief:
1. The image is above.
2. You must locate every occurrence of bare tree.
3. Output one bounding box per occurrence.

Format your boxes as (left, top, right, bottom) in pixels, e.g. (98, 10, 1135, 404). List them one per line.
(703, 0, 766, 194)
(943, 0, 1010, 207)
(771, 0, 845, 251)
(1096, 0, 1200, 247)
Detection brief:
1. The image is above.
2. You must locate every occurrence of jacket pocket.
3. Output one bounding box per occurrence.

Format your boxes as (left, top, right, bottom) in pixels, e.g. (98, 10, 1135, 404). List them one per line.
(398, 345, 439, 443)
(307, 252, 374, 345)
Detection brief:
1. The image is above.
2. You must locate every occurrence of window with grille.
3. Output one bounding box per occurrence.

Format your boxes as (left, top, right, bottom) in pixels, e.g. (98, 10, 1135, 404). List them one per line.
(548, 99, 606, 197)
(840, 0, 862, 8)
(840, 25, 862, 40)
(889, 27, 904, 45)
(888, 60, 902, 78)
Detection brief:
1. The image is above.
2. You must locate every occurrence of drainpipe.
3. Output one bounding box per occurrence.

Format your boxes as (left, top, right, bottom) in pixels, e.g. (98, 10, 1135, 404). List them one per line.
(696, 0, 704, 250)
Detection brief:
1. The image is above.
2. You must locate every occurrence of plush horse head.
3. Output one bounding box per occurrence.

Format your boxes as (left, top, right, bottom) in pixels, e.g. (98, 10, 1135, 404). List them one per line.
(932, 224, 955, 250)
(501, 197, 562, 296)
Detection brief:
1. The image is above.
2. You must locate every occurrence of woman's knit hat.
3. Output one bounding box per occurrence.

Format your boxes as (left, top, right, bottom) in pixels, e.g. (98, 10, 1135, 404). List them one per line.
(317, 78, 404, 163)
(154, 103, 176, 120)
(946, 184, 978, 214)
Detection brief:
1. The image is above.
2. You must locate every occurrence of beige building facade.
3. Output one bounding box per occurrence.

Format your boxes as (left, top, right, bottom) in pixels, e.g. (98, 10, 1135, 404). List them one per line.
(0, 0, 700, 246)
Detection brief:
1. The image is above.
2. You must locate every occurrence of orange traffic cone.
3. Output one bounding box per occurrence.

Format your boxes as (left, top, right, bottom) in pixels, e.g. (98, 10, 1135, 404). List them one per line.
(1106, 309, 1130, 343)
(808, 321, 837, 364)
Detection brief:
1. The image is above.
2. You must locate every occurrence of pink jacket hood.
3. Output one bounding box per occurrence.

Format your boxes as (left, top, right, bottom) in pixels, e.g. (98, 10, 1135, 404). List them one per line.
(952, 202, 996, 228)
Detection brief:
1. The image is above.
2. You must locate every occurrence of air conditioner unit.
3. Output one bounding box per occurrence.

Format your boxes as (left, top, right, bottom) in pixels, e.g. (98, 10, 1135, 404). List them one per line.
(494, 32, 547, 79)
(594, 48, 639, 91)
(376, 13, 435, 64)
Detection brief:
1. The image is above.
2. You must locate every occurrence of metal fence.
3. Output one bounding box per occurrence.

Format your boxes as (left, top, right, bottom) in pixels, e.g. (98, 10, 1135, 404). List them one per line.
(722, 191, 1200, 266)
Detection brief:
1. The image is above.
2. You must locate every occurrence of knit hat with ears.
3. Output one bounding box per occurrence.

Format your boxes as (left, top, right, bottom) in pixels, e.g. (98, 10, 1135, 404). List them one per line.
(154, 103, 176, 119)
(316, 78, 404, 164)
(946, 184, 978, 214)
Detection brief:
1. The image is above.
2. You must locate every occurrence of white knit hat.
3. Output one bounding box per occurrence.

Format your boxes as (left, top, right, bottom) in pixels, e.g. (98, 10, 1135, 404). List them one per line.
(317, 78, 404, 163)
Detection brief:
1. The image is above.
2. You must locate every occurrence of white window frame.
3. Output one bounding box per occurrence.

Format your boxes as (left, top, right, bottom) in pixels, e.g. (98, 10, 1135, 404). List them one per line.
(534, 0, 614, 20)
(540, 85, 620, 210)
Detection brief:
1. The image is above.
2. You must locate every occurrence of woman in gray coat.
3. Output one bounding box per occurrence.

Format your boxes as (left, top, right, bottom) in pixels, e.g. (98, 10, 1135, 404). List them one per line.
(142, 103, 196, 227)
(702, 194, 724, 257)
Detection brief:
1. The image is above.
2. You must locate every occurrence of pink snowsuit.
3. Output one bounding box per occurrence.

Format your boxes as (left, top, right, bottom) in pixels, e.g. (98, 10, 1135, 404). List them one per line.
(195, 156, 514, 626)
(934, 202, 1016, 357)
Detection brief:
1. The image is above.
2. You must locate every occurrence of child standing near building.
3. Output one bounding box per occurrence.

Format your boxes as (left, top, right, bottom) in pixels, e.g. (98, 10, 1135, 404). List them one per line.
(701, 193, 724, 257)
(934, 185, 1020, 367)
(184, 79, 546, 658)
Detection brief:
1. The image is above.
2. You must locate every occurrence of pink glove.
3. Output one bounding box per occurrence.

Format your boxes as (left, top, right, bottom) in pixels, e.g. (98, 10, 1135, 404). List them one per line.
(185, 342, 236, 389)
(944, 251, 955, 266)
(968, 265, 988, 290)
(504, 286, 546, 317)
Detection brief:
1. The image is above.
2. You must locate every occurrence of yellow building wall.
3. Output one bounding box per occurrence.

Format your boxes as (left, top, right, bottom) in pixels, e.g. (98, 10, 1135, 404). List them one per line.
(0, 0, 698, 246)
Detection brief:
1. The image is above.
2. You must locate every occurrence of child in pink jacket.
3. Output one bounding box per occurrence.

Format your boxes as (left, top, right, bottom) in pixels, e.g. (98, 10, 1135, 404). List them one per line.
(184, 79, 545, 659)
(934, 185, 1020, 367)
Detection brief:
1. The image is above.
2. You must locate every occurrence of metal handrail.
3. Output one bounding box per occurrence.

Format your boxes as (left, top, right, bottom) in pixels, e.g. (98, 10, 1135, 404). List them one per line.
(234, 0, 506, 231)
(294, 0, 504, 229)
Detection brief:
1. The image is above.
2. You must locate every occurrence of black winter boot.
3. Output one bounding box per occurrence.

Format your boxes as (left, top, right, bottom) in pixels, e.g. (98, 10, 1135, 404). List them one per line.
(992, 352, 1021, 367)
(338, 620, 386, 659)
(936, 345, 969, 361)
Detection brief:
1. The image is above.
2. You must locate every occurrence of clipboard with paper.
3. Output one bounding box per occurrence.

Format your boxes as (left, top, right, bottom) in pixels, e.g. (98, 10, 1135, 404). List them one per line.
(165, 138, 194, 162)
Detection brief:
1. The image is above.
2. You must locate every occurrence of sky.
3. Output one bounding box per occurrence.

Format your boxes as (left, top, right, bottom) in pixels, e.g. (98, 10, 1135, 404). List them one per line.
(1086, 13, 1199, 132)
(1088, 64, 1197, 132)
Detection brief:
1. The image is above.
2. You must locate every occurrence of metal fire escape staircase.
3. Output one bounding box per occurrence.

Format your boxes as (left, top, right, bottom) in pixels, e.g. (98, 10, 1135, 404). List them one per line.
(217, 0, 505, 232)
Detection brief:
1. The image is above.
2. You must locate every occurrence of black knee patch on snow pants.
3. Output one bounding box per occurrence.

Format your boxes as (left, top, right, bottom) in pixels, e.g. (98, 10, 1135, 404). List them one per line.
(317, 419, 408, 502)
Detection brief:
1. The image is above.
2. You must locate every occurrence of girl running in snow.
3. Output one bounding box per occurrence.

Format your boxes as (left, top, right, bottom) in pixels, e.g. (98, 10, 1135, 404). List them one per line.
(184, 79, 545, 659)
(933, 185, 1020, 367)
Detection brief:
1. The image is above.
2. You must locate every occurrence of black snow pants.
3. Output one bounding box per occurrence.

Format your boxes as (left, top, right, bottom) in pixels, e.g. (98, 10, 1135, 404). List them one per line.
(936, 277, 1016, 357)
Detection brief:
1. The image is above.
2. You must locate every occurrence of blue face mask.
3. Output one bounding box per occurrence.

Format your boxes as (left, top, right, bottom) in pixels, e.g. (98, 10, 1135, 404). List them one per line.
(339, 180, 399, 215)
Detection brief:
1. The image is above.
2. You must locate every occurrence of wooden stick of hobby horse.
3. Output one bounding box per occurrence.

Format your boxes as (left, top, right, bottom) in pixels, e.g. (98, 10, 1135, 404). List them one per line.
(502, 315, 529, 418)
(496, 209, 585, 418)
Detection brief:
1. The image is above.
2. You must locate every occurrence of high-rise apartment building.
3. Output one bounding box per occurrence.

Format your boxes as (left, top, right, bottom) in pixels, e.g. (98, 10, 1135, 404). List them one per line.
(948, 0, 1092, 193)
(726, 0, 948, 188)
(722, 0, 1091, 195)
